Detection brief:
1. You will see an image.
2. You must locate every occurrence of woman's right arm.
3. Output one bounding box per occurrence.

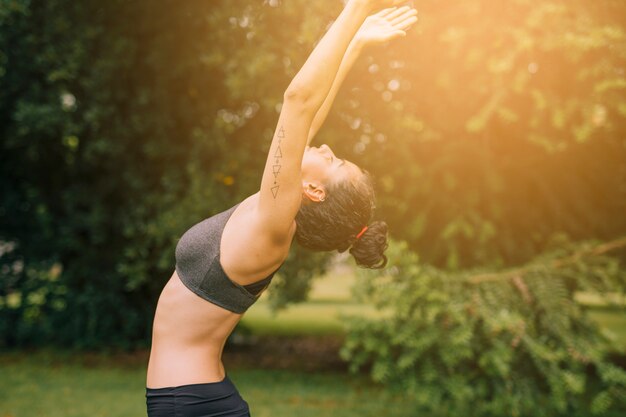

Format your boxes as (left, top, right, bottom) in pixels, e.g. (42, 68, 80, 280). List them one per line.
(307, 6, 418, 145)
(256, 0, 403, 241)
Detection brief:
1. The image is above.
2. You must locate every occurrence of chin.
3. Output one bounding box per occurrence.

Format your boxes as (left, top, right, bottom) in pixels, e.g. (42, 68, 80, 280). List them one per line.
(301, 149, 315, 166)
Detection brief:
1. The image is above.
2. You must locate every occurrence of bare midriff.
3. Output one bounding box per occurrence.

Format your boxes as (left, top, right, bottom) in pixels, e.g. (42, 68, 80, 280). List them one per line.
(146, 271, 243, 388)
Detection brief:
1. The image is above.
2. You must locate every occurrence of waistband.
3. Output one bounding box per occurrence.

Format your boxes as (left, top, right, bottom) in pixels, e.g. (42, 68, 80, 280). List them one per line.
(146, 375, 235, 396)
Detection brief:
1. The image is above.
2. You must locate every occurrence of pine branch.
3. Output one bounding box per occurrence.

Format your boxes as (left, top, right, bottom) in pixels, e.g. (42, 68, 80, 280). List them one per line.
(466, 236, 626, 285)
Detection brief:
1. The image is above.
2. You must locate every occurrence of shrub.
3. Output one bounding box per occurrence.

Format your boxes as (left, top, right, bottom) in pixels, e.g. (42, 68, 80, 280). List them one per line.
(342, 238, 626, 417)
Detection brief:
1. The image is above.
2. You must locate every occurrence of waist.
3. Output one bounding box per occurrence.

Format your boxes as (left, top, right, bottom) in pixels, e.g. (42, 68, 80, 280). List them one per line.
(147, 272, 242, 387)
(147, 341, 228, 388)
(154, 272, 243, 338)
(147, 375, 230, 392)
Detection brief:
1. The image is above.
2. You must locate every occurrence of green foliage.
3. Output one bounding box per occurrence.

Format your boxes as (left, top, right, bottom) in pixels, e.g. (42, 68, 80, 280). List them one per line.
(342, 238, 626, 416)
(1, 0, 625, 348)
(369, 0, 626, 267)
(0, 0, 326, 348)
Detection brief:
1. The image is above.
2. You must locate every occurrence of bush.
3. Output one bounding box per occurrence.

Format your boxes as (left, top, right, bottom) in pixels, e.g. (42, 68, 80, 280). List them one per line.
(342, 238, 626, 416)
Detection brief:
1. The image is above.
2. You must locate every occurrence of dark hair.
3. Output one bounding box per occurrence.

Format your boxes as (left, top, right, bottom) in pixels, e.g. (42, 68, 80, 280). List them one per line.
(295, 170, 388, 269)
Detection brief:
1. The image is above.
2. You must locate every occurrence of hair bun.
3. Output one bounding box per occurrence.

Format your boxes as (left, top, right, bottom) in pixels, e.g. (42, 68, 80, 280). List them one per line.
(349, 220, 388, 269)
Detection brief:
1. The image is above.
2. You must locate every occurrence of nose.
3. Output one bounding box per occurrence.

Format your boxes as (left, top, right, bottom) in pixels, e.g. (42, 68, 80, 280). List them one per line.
(320, 144, 333, 156)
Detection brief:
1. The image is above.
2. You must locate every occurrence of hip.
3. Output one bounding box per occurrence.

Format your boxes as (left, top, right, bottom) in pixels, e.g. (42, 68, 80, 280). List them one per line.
(146, 376, 250, 417)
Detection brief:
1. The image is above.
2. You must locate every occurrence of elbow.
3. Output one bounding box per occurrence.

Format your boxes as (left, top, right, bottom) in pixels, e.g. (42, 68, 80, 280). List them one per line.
(283, 83, 315, 110)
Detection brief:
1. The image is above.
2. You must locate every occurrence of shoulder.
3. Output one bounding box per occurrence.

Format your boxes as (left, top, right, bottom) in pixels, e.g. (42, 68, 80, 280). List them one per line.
(238, 192, 298, 244)
(220, 193, 296, 283)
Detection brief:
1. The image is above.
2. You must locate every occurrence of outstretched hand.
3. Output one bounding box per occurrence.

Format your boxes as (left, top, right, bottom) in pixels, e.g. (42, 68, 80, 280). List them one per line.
(355, 6, 418, 46)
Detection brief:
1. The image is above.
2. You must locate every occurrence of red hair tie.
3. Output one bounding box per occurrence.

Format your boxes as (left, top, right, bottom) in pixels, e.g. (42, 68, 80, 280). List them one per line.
(356, 225, 368, 240)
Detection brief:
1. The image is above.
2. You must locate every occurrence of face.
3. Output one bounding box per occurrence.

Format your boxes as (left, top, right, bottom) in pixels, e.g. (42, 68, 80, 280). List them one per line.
(301, 144, 362, 201)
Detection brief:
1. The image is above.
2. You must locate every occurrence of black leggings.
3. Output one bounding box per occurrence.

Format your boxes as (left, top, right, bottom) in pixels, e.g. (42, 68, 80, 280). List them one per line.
(146, 376, 251, 417)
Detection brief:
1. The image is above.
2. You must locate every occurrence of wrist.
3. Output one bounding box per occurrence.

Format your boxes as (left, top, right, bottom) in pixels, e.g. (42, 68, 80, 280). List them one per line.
(346, 0, 373, 15)
(350, 36, 367, 54)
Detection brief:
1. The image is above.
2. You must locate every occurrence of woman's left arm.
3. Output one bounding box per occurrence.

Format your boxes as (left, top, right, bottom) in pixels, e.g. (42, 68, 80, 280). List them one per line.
(307, 6, 418, 145)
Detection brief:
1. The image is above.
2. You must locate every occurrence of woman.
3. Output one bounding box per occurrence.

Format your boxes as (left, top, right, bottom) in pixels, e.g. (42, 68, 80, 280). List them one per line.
(146, 1, 418, 416)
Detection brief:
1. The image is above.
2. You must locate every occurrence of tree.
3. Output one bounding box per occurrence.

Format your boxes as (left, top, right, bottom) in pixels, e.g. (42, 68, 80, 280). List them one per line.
(1, 0, 625, 348)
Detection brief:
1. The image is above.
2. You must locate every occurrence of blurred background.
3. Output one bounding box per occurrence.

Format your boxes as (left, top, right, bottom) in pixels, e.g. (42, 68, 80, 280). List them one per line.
(1, 0, 625, 416)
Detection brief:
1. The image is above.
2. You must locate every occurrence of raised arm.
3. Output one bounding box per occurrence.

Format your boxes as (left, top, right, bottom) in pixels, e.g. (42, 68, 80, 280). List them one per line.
(307, 6, 418, 145)
(306, 39, 364, 146)
(257, 0, 404, 240)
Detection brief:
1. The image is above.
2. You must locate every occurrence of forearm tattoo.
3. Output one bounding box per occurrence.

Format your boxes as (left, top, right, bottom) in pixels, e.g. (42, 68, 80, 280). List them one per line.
(271, 126, 285, 199)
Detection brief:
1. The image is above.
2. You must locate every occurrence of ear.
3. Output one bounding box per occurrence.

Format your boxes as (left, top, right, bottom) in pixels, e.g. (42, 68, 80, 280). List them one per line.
(302, 180, 327, 203)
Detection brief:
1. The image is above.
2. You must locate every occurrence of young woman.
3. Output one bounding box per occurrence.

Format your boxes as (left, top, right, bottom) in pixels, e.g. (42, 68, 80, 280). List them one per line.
(146, 1, 418, 416)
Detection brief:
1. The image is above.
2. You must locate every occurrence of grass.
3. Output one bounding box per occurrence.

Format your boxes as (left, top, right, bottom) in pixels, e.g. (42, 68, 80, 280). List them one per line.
(0, 353, 145, 417)
(236, 370, 413, 417)
(240, 268, 382, 336)
(0, 352, 414, 417)
(588, 310, 626, 350)
(239, 299, 378, 336)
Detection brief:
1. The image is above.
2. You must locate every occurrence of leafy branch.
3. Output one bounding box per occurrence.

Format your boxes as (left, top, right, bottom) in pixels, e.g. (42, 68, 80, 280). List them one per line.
(467, 236, 626, 285)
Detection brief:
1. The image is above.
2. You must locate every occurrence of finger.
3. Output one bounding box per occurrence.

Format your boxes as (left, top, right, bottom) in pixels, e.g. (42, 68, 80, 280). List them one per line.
(377, 7, 397, 18)
(390, 8, 418, 26)
(385, 5, 411, 21)
(393, 15, 418, 31)
(384, 30, 407, 42)
(385, 5, 412, 21)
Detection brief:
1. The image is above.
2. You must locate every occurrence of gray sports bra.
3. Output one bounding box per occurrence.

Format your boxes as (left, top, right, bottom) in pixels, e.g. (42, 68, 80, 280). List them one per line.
(175, 203, 281, 313)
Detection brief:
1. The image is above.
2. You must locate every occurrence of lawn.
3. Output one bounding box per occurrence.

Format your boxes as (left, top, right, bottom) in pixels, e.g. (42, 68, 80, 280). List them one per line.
(0, 352, 414, 417)
(588, 310, 626, 350)
(238, 268, 374, 336)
